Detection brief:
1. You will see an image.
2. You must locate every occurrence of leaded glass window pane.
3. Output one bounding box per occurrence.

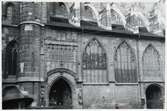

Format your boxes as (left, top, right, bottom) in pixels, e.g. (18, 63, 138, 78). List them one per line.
(5, 41, 17, 76)
(143, 45, 160, 77)
(82, 38, 107, 83)
(82, 39, 107, 69)
(114, 42, 137, 83)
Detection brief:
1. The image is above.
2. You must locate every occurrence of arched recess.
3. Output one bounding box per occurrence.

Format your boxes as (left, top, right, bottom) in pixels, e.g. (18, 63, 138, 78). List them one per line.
(99, 8, 108, 27)
(142, 44, 161, 79)
(114, 41, 137, 83)
(145, 84, 163, 109)
(82, 38, 108, 83)
(5, 40, 18, 77)
(82, 4, 99, 22)
(46, 69, 78, 108)
(49, 77, 72, 108)
(110, 4, 126, 26)
(49, 2, 69, 18)
(126, 11, 149, 32)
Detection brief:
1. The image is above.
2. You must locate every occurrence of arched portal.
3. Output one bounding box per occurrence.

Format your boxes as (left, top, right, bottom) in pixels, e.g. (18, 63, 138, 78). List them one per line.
(49, 78, 72, 109)
(47, 69, 79, 108)
(146, 84, 163, 109)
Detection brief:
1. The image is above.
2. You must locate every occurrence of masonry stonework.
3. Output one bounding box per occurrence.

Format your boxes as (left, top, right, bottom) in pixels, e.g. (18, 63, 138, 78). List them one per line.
(2, 1, 165, 109)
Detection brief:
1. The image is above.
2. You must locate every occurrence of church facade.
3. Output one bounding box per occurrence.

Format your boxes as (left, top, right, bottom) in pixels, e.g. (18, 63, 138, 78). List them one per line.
(2, 1, 165, 109)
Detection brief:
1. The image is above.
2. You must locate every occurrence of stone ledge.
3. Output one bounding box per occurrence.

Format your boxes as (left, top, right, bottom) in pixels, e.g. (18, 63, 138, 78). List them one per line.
(83, 83, 109, 86)
(115, 83, 138, 86)
(17, 77, 44, 82)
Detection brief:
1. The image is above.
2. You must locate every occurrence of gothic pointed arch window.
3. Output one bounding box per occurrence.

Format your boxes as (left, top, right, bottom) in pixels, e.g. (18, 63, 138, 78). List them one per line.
(82, 38, 107, 83)
(114, 41, 137, 83)
(142, 44, 160, 78)
(5, 40, 17, 77)
(5, 3, 14, 21)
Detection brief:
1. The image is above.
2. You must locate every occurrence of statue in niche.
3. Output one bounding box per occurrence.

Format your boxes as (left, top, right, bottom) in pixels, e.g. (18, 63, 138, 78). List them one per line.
(20, 62, 24, 73)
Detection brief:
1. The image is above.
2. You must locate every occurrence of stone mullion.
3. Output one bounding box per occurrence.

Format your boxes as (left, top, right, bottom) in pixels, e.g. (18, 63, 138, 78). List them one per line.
(89, 45, 91, 83)
(120, 46, 123, 82)
(127, 47, 130, 82)
(117, 47, 119, 82)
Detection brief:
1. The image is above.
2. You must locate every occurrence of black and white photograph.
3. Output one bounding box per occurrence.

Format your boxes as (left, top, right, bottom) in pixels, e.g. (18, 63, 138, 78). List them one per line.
(1, 0, 166, 109)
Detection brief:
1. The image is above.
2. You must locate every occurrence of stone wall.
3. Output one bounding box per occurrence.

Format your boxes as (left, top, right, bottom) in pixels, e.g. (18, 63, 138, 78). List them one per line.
(2, 2, 165, 109)
(43, 28, 164, 108)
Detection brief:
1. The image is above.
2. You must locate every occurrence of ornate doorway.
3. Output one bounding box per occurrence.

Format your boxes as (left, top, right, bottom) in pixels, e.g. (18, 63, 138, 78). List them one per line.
(146, 84, 163, 109)
(49, 78, 72, 109)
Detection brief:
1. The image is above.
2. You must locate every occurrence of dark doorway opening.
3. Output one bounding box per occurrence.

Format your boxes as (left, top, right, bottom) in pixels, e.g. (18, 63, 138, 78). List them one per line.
(49, 78, 72, 109)
(146, 84, 163, 109)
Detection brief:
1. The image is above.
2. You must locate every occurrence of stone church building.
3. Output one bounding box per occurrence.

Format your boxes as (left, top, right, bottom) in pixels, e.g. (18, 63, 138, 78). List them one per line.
(2, 1, 165, 109)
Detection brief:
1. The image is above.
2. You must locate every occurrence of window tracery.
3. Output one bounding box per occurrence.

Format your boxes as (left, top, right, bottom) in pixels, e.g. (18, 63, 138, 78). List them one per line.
(82, 39, 107, 69)
(142, 45, 160, 77)
(82, 38, 107, 83)
(5, 40, 17, 76)
(114, 41, 137, 83)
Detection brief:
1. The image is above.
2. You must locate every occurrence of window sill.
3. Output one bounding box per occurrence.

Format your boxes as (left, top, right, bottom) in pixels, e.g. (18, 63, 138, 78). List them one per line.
(115, 83, 138, 86)
(83, 83, 109, 85)
(139, 81, 164, 83)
